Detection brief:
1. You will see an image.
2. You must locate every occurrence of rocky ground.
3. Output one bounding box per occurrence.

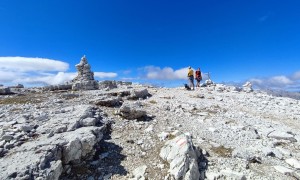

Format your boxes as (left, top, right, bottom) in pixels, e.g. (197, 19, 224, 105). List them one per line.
(1, 83, 300, 180)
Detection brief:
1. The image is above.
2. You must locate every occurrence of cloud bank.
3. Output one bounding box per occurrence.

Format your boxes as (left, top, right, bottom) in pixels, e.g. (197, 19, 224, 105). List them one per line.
(0, 57, 69, 72)
(140, 66, 209, 80)
(250, 71, 300, 91)
(0, 57, 117, 86)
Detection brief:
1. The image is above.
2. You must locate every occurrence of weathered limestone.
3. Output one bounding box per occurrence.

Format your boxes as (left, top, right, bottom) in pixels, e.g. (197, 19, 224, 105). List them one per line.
(0, 87, 12, 95)
(159, 134, 201, 180)
(131, 165, 147, 180)
(116, 102, 147, 120)
(128, 89, 150, 100)
(72, 55, 99, 90)
(286, 158, 300, 169)
(94, 97, 123, 107)
(0, 105, 107, 180)
(99, 80, 117, 90)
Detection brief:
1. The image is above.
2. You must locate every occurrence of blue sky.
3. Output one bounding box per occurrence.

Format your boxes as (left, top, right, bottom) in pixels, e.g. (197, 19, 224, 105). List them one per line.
(0, 0, 300, 90)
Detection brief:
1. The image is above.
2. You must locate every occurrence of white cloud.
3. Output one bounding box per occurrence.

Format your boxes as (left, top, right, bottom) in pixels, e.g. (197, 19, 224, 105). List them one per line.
(141, 66, 209, 80)
(0, 56, 118, 86)
(0, 57, 69, 72)
(269, 76, 293, 85)
(250, 74, 299, 90)
(17, 72, 77, 85)
(94, 72, 117, 78)
(142, 66, 189, 80)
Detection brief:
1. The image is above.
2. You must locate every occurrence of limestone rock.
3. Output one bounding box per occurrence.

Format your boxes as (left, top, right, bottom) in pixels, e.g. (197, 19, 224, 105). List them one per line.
(117, 102, 146, 120)
(99, 80, 117, 90)
(159, 134, 201, 180)
(285, 158, 300, 169)
(128, 89, 150, 100)
(220, 169, 246, 180)
(94, 97, 122, 107)
(274, 166, 294, 174)
(131, 165, 147, 180)
(0, 87, 12, 95)
(268, 131, 296, 142)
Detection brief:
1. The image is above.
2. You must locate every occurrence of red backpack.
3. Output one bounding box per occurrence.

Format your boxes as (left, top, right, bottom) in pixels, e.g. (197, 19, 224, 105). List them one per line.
(195, 70, 202, 80)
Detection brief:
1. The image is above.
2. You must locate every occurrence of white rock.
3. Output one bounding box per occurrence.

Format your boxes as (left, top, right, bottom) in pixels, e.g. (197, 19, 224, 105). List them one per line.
(160, 134, 200, 180)
(220, 169, 246, 180)
(206, 172, 220, 180)
(1, 135, 14, 141)
(21, 124, 34, 132)
(286, 158, 300, 169)
(268, 131, 296, 141)
(131, 165, 147, 180)
(274, 166, 294, 174)
(158, 132, 169, 141)
(144, 125, 154, 133)
(81, 117, 96, 126)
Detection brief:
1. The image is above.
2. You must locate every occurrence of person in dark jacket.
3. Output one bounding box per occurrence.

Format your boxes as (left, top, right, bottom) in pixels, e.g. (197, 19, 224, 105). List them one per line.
(195, 68, 202, 87)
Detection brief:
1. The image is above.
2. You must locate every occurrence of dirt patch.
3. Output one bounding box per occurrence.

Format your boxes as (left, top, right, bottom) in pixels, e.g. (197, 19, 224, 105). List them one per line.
(0, 94, 46, 105)
(211, 145, 233, 158)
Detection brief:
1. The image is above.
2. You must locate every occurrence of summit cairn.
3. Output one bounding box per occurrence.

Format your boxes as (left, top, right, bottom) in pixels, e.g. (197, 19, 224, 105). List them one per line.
(72, 55, 99, 90)
(242, 81, 253, 92)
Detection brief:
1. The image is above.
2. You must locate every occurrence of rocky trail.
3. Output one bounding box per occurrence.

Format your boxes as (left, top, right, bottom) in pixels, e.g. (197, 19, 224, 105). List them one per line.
(1, 83, 300, 180)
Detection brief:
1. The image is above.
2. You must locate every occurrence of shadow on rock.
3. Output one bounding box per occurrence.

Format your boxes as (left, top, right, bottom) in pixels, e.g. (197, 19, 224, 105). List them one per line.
(60, 124, 127, 180)
(137, 115, 156, 122)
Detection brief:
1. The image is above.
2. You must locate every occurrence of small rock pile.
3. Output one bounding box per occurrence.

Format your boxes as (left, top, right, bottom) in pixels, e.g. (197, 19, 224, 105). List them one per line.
(242, 81, 253, 92)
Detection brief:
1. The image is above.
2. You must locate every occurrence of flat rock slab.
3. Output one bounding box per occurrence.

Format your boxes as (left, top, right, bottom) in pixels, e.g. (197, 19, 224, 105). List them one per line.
(268, 131, 296, 142)
(274, 166, 294, 174)
(0, 126, 105, 180)
(286, 158, 300, 169)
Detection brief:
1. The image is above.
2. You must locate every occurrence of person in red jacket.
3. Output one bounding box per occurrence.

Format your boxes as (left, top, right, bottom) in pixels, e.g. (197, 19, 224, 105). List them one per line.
(195, 68, 202, 87)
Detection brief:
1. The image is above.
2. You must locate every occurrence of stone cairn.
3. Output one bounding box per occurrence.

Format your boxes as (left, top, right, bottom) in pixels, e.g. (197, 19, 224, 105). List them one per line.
(242, 81, 253, 92)
(72, 55, 99, 90)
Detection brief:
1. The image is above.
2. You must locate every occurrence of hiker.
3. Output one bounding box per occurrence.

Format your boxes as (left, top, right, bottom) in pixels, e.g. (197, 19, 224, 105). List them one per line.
(187, 66, 194, 90)
(195, 68, 202, 87)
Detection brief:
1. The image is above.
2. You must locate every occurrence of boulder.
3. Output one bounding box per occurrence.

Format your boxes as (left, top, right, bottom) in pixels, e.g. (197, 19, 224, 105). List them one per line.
(99, 80, 117, 90)
(94, 97, 122, 107)
(274, 166, 294, 174)
(268, 131, 297, 142)
(117, 102, 146, 120)
(159, 134, 201, 180)
(131, 165, 147, 180)
(0, 126, 106, 180)
(286, 158, 300, 169)
(128, 89, 150, 100)
(0, 87, 12, 95)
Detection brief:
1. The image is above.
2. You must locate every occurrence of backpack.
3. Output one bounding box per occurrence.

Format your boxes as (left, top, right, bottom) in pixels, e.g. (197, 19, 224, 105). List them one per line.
(195, 71, 202, 80)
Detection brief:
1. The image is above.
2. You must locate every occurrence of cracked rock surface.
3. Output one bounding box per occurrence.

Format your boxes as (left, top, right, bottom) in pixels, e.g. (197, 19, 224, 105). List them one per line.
(0, 83, 300, 179)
